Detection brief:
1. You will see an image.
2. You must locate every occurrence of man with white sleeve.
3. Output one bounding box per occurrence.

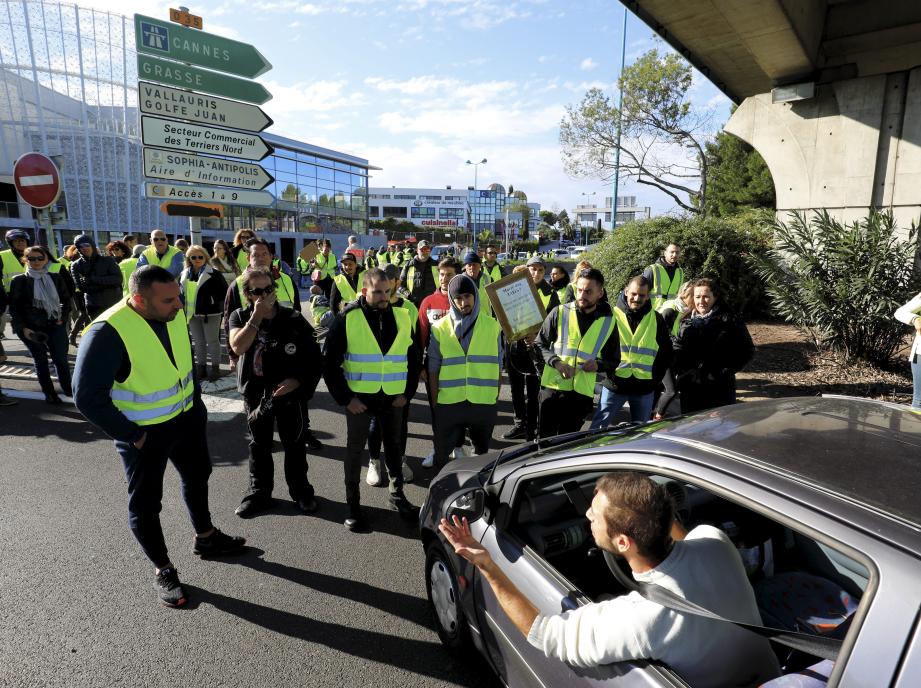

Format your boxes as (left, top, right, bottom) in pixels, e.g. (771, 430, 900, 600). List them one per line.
(440, 471, 780, 687)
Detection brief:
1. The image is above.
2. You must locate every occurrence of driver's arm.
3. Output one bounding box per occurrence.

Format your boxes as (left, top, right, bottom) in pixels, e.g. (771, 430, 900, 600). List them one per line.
(478, 558, 540, 637)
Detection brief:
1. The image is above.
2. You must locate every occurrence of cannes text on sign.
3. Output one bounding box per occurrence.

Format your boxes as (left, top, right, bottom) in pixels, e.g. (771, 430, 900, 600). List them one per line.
(138, 82, 272, 132)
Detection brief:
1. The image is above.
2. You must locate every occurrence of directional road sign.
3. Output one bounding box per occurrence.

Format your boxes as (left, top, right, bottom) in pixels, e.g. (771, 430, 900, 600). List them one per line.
(137, 54, 272, 105)
(141, 115, 273, 161)
(138, 81, 272, 132)
(145, 182, 275, 207)
(13, 153, 61, 209)
(135, 14, 271, 79)
(143, 147, 274, 190)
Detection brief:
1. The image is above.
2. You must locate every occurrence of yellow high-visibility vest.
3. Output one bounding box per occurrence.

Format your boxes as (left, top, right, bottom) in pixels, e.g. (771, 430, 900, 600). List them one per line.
(1, 249, 24, 291)
(142, 245, 181, 271)
(236, 249, 249, 272)
(333, 274, 359, 310)
(432, 313, 501, 405)
(613, 306, 659, 380)
(314, 253, 336, 280)
(540, 303, 615, 397)
(119, 258, 138, 296)
(393, 298, 419, 333)
(235, 272, 296, 309)
(650, 264, 684, 311)
(97, 300, 194, 426)
(342, 306, 412, 395)
(537, 287, 553, 309)
(406, 263, 439, 293)
(484, 263, 503, 284)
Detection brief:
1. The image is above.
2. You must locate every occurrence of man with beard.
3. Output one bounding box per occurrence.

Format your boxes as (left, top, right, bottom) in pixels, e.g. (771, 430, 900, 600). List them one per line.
(643, 242, 685, 311)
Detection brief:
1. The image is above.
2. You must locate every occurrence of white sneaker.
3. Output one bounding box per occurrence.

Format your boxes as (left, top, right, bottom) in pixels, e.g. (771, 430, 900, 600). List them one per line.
(449, 445, 471, 460)
(421, 451, 435, 468)
(366, 459, 385, 487)
(401, 459, 414, 483)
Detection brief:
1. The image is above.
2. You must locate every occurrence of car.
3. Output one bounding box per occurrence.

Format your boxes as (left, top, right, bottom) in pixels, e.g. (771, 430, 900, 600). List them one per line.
(568, 246, 588, 259)
(420, 396, 921, 687)
(497, 252, 509, 262)
(549, 248, 570, 258)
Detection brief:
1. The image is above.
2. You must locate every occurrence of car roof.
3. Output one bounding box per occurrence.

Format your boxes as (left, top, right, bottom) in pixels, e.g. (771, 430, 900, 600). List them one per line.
(497, 397, 921, 530)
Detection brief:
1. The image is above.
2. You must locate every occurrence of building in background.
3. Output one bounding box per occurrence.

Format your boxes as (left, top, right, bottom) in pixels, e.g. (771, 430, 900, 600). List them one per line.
(574, 196, 652, 231)
(0, 0, 371, 266)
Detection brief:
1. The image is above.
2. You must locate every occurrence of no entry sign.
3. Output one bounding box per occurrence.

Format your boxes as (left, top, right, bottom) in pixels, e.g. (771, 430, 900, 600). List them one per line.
(13, 153, 61, 209)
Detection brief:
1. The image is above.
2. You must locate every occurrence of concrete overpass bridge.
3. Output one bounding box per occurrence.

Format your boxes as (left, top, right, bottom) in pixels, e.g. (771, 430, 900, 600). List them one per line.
(624, 0, 921, 225)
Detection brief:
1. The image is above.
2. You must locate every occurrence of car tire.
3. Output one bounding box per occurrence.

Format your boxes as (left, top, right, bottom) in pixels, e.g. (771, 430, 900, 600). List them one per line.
(425, 542, 472, 652)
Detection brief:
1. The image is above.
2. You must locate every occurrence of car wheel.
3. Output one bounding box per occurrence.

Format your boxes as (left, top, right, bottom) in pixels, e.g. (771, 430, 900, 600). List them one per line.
(425, 543, 472, 651)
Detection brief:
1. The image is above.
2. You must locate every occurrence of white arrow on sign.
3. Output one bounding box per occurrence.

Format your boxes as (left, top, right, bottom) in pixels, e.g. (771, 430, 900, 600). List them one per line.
(138, 81, 273, 132)
(141, 115, 272, 161)
(143, 147, 274, 190)
(144, 181, 275, 207)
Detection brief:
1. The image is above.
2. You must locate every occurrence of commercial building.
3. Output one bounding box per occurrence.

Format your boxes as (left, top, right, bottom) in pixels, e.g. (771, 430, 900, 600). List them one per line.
(0, 0, 372, 265)
(573, 195, 651, 231)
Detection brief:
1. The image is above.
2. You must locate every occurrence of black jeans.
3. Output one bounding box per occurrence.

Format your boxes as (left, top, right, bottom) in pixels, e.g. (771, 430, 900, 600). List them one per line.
(434, 402, 496, 466)
(113, 406, 213, 569)
(244, 394, 313, 502)
(19, 323, 72, 396)
(368, 404, 409, 462)
(345, 402, 404, 496)
(508, 364, 540, 438)
(538, 389, 594, 438)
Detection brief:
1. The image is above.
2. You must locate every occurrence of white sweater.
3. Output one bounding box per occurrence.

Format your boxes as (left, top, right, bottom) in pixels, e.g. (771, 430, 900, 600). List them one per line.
(894, 293, 921, 360)
(527, 526, 780, 687)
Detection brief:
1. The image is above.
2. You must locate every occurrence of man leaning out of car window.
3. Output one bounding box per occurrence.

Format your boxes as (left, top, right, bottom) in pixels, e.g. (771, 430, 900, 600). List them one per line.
(439, 472, 781, 688)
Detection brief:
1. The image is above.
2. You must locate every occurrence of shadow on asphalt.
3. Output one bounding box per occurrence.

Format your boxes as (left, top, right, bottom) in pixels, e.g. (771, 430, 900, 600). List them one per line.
(306, 496, 422, 540)
(184, 583, 499, 685)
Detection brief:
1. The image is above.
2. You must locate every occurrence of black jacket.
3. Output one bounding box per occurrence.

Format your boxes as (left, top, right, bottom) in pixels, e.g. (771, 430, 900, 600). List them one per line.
(8, 272, 72, 332)
(222, 265, 301, 347)
(535, 301, 620, 380)
(323, 297, 422, 409)
(70, 252, 122, 309)
(181, 266, 227, 317)
(228, 305, 321, 406)
(604, 293, 673, 394)
(399, 256, 438, 306)
(673, 304, 754, 412)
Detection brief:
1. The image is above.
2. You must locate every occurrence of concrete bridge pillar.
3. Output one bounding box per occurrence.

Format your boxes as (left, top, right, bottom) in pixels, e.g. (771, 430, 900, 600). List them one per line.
(725, 68, 921, 228)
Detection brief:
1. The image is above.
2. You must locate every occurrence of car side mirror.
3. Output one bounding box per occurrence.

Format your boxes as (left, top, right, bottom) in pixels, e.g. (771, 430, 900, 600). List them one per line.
(445, 488, 486, 524)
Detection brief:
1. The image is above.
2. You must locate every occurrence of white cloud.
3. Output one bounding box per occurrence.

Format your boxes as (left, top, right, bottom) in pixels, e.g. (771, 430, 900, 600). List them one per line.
(378, 104, 563, 140)
(260, 79, 364, 114)
(580, 57, 598, 71)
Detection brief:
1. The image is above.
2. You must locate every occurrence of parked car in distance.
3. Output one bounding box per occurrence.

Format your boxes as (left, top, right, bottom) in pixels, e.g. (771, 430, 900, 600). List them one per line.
(420, 396, 921, 687)
(550, 248, 570, 258)
(497, 252, 509, 262)
(516, 251, 529, 260)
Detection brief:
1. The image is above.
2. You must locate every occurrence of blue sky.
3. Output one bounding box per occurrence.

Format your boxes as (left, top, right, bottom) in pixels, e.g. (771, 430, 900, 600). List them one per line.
(87, 0, 733, 217)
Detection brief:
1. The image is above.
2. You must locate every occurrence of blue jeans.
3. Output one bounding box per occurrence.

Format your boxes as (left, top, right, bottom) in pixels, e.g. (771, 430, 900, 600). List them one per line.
(591, 388, 654, 429)
(912, 355, 921, 409)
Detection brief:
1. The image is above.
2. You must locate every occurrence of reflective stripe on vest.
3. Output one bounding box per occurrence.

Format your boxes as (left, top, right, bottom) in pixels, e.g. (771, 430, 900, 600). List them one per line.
(119, 258, 137, 296)
(342, 307, 412, 394)
(1, 250, 24, 291)
(540, 303, 615, 397)
(406, 263, 439, 293)
(613, 306, 658, 379)
(432, 313, 502, 405)
(236, 272, 295, 308)
(651, 264, 684, 310)
(314, 253, 336, 280)
(333, 274, 359, 310)
(99, 300, 195, 426)
(142, 245, 180, 271)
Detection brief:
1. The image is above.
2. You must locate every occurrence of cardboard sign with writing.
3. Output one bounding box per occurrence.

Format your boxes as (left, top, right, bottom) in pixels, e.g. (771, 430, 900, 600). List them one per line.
(485, 270, 547, 341)
(299, 242, 319, 263)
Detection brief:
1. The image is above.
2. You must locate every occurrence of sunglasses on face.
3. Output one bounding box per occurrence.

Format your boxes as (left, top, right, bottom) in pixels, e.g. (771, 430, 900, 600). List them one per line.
(247, 285, 275, 296)
(189, 255, 206, 261)
(26, 255, 45, 262)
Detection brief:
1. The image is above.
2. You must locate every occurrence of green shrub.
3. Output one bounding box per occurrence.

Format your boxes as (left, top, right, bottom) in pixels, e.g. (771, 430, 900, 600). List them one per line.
(752, 210, 921, 365)
(582, 208, 774, 317)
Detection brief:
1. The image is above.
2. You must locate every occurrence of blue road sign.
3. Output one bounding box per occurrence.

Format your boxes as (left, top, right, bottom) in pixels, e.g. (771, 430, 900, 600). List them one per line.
(139, 21, 169, 53)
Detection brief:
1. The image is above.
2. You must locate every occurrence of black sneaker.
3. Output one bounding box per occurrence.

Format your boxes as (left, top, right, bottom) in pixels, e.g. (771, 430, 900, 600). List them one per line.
(234, 497, 273, 518)
(0, 393, 17, 407)
(344, 505, 368, 532)
(388, 491, 420, 521)
(192, 528, 246, 558)
(296, 495, 318, 514)
(155, 567, 188, 608)
(304, 430, 324, 451)
(502, 422, 527, 440)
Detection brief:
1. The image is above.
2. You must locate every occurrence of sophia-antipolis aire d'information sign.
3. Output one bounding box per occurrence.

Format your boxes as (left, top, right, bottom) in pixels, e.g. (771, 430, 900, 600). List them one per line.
(135, 12, 275, 208)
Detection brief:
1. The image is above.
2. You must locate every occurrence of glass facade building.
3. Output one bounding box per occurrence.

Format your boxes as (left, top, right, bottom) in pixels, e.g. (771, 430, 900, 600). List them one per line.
(0, 0, 370, 252)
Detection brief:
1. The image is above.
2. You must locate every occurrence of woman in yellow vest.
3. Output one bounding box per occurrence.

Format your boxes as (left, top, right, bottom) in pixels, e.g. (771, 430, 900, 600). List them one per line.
(429, 275, 502, 467)
(311, 239, 337, 299)
(330, 251, 363, 313)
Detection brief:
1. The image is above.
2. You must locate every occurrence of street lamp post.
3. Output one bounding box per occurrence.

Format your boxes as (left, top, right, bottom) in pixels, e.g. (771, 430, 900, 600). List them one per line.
(581, 191, 596, 246)
(466, 158, 487, 249)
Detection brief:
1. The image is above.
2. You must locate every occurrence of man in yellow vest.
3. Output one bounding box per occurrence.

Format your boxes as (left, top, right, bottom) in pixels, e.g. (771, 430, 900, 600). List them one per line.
(323, 267, 422, 531)
(483, 245, 505, 284)
(73, 265, 245, 608)
(1, 228, 30, 293)
(534, 267, 620, 438)
(590, 275, 672, 428)
(136, 229, 184, 279)
(526, 256, 558, 310)
(223, 238, 300, 338)
(462, 251, 492, 316)
(311, 239, 336, 299)
(643, 242, 685, 311)
(429, 274, 502, 467)
(330, 251, 363, 313)
(400, 239, 439, 306)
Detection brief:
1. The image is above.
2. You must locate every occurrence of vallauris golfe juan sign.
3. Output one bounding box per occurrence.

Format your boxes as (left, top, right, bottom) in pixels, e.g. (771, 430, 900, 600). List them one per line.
(135, 12, 275, 208)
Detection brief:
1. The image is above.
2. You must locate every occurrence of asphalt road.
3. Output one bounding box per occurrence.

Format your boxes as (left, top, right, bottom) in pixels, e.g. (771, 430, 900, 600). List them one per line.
(0, 329, 513, 688)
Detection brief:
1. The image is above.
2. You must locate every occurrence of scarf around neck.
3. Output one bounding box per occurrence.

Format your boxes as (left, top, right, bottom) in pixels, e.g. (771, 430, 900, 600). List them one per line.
(26, 264, 61, 321)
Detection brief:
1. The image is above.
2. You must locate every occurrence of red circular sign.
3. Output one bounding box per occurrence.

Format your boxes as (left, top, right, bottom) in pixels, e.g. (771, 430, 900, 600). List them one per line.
(13, 153, 61, 209)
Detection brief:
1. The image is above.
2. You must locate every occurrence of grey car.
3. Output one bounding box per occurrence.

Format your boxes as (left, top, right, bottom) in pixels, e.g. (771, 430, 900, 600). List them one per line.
(419, 396, 921, 687)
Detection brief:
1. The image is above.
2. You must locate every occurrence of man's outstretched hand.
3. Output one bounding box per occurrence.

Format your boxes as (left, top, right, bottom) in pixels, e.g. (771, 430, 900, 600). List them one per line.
(439, 516, 492, 569)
